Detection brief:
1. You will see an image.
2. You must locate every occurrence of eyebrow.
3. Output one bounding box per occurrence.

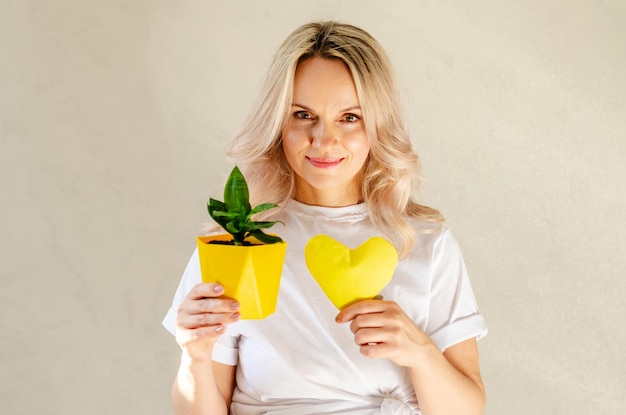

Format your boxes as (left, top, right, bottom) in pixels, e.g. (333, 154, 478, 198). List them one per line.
(291, 103, 362, 113)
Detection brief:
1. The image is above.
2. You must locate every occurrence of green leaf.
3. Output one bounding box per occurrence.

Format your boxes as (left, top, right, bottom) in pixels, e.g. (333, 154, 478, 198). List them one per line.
(226, 223, 245, 244)
(247, 221, 280, 231)
(211, 216, 230, 230)
(208, 198, 226, 212)
(207, 199, 228, 223)
(207, 203, 230, 228)
(212, 211, 242, 220)
(225, 221, 242, 234)
(250, 203, 279, 215)
(205, 166, 283, 244)
(224, 166, 251, 214)
(249, 229, 283, 244)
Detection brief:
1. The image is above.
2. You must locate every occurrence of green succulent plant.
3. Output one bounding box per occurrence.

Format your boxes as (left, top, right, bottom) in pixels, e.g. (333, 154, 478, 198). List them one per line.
(207, 166, 283, 246)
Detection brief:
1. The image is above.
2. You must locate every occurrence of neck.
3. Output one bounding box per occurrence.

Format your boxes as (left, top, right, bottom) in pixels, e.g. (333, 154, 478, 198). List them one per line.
(294, 187, 363, 207)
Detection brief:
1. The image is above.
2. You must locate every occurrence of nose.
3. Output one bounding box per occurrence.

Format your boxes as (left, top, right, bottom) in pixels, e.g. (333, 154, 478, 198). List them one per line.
(311, 119, 338, 149)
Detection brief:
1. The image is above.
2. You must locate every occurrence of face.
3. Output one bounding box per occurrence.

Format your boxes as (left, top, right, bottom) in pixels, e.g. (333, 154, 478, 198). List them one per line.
(282, 57, 370, 207)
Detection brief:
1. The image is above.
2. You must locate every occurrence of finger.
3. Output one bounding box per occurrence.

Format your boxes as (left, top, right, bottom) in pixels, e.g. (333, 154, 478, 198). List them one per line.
(187, 283, 225, 300)
(177, 310, 240, 329)
(183, 297, 240, 315)
(186, 325, 226, 340)
(349, 312, 384, 334)
(336, 299, 388, 323)
(176, 324, 226, 346)
(359, 342, 392, 359)
(353, 327, 388, 347)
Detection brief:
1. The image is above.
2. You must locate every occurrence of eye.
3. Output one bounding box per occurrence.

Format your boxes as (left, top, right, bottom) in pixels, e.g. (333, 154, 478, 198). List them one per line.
(342, 113, 361, 123)
(294, 111, 314, 120)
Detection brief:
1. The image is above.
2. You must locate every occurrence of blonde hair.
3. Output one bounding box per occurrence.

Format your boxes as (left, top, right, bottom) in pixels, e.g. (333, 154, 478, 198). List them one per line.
(227, 21, 443, 258)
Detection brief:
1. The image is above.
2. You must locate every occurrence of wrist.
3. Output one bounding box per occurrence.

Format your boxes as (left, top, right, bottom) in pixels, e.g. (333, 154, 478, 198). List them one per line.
(406, 339, 443, 372)
(180, 348, 214, 366)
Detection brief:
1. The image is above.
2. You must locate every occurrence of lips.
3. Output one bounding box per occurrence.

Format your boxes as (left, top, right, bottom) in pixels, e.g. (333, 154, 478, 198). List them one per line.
(306, 157, 345, 168)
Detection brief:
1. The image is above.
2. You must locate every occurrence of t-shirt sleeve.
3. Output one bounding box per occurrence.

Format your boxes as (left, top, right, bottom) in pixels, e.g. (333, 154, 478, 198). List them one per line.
(425, 229, 488, 352)
(161, 248, 240, 366)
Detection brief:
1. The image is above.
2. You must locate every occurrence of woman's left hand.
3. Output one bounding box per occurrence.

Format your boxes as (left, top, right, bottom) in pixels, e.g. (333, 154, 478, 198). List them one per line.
(335, 299, 435, 368)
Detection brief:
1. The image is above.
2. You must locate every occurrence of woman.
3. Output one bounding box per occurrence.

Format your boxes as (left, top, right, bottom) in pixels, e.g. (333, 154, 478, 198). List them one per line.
(163, 21, 487, 415)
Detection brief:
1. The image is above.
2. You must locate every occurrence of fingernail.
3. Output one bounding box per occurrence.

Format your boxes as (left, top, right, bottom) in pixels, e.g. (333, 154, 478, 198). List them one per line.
(216, 326, 225, 333)
(213, 284, 224, 293)
(230, 301, 240, 310)
(335, 314, 342, 323)
(231, 312, 241, 321)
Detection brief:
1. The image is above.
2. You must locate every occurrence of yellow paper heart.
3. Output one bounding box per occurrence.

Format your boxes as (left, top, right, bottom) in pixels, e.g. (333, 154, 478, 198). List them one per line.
(304, 235, 398, 309)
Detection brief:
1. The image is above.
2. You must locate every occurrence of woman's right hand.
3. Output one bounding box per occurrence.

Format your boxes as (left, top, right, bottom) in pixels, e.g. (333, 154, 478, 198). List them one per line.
(174, 283, 241, 362)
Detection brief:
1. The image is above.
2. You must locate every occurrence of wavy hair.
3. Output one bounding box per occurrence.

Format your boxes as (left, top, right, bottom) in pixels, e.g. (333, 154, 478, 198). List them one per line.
(227, 21, 443, 258)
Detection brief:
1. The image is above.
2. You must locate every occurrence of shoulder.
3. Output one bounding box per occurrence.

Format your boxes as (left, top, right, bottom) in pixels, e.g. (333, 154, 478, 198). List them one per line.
(405, 218, 464, 260)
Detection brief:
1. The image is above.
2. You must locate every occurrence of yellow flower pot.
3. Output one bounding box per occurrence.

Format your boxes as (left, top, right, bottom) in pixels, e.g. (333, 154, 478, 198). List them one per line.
(196, 235, 287, 319)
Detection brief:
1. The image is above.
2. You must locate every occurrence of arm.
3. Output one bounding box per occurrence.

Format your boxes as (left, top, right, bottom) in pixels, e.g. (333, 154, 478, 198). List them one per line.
(172, 283, 240, 415)
(172, 359, 236, 415)
(336, 300, 485, 415)
(408, 338, 485, 415)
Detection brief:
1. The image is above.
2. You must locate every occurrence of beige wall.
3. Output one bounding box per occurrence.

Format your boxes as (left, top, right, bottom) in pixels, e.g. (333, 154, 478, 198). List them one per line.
(1, 1, 624, 414)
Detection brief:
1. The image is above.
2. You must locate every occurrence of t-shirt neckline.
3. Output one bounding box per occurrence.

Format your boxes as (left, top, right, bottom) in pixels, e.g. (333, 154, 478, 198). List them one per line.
(286, 198, 369, 220)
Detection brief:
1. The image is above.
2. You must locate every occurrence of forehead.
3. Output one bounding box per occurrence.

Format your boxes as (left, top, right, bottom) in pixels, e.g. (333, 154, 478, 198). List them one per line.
(292, 57, 359, 108)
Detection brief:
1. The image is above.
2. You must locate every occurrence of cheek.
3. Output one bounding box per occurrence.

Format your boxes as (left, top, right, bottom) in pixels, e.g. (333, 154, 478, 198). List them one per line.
(282, 125, 310, 151)
(346, 136, 371, 162)
(281, 131, 301, 167)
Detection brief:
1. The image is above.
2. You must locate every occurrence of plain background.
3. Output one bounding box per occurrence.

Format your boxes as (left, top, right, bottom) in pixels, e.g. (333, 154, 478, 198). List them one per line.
(1, 1, 625, 414)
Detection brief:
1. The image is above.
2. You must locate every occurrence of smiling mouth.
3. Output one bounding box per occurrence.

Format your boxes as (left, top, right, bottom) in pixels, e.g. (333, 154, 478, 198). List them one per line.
(306, 157, 345, 168)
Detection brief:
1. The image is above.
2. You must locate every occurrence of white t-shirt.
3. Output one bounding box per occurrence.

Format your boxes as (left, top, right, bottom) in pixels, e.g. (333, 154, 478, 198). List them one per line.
(162, 199, 487, 415)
